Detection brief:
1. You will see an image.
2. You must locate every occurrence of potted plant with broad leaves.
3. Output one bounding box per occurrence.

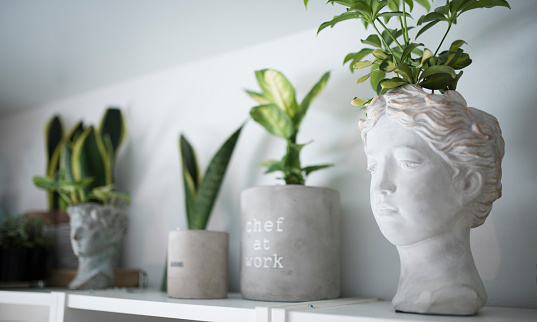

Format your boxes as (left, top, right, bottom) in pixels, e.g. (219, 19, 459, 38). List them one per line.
(33, 107, 129, 290)
(305, 0, 509, 315)
(166, 124, 242, 299)
(241, 69, 340, 302)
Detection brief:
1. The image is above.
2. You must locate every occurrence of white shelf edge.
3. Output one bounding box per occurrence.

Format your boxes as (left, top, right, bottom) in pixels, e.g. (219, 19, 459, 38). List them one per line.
(0, 290, 52, 306)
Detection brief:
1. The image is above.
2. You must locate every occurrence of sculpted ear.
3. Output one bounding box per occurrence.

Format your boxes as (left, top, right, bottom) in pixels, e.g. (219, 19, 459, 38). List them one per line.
(462, 170, 483, 205)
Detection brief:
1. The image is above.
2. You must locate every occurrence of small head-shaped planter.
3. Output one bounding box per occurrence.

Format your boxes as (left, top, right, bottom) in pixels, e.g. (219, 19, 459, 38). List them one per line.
(68, 203, 127, 290)
(359, 84, 504, 315)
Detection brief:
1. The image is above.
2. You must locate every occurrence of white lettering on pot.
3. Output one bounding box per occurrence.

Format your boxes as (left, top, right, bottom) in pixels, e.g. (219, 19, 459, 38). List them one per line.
(244, 217, 285, 269)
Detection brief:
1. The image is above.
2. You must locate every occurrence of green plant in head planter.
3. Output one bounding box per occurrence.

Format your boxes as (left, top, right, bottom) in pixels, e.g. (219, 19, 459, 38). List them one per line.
(246, 69, 333, 184)
(33, 107, 129, 208)
(304, 0, 511, 107)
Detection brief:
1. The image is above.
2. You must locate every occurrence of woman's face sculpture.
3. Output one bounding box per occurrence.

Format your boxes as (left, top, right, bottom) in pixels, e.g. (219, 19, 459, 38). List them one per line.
(366, 116, 468, 246)
(70, 214, 106, 257)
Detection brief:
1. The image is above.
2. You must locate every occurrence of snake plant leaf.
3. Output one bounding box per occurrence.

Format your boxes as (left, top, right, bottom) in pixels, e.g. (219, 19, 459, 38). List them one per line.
(296, 71, 330, 128)
(99, 107, 126, 158)
(59, 142, 74, 184)
(66, 121, 85, 144)
(255, 69, 298, 118)
(179, 134, 201, 224)
(250, 104, 294, 140)
(459, 0, 510, 15)
(245, 90, 270, 105)
(188, 125, 243, 230)
(45, 115, 63, 210)
(302, 164, 334, 176)
(72, 126, 110, 193)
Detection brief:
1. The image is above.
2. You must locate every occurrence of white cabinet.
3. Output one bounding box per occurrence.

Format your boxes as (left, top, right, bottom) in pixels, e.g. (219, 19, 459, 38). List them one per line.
(1, 289, 536, 322)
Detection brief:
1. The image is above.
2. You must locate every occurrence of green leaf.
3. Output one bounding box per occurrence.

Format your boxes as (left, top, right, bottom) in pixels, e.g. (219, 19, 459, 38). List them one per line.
(372, 49, 389, 60)
(45, 115, 63, 169)
(302, 164, 334, 176)
(66, 121, 85, 144)
(179, 134, 201, 193)
(263, 160, 284, 174)
(296, 71, 330, 128)
(245, 90, 270, 105)
(420, 65, 457, 80)
(401, 43, 424, 62)
(353, 60, 374, 70)
(415, 0, 432, 12)
(317, 11, 362, 34)
(370, 69, 386, 92)
(357, 72, 372, 84)
(344, 48, 375, 72)
(378, 11, 409, 20)
(450, 53, 472, 69)
(434, 5, 449, 15)
(403, 0, 414, 11)
(395, 63, 414, 83)
(379, 77, 408, 91)
(459, 0, 511, 15)
(255, 69, 298, 119)
(416, 19, 441, 39)
(418, 48, 434, 67)
(59, 142, 74, 184)
(361, 34, 383, 48)
(372, 0, 388, 16)
(71, 126, 109, 193)
(99, 107, 126, 159)
(304, 0, 309, 9)
(350, 1, 373, 14)
(379, 59, 397, 72)
(449, 39, 467, 52)
(418, 73, 456, 90)
(417, 12, 446, 25)
(450, 0, 467, 14)
(250, 104, 294, 139)
(188, 125, 243, 230)
(388, 0, 400, 11)
(351, 97, 369, 106)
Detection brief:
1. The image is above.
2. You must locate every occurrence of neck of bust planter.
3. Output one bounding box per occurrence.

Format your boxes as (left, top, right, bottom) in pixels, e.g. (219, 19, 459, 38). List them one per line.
(77, 249, 115, 279)
(395, 213, 479, 287)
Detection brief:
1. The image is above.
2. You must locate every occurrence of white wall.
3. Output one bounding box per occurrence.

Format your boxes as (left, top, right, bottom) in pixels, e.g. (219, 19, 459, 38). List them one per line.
(1, 1, 536, 310)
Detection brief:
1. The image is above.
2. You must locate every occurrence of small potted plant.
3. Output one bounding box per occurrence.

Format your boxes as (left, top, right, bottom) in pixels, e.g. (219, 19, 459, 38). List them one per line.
(241, 69, 340, 302)
(305, 0, 509, 315)
(0, 214, 52, 283)
(166, 125, 242, 299)
(33, 107, 129, 290)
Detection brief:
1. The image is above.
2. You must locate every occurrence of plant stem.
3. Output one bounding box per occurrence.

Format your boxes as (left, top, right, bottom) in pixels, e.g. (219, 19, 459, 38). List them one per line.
(376, 18, 404, 52)
(435, 21, 452, 56)
(371, 22, 397, 61)
(398, 17, 408, 45)
(402, 0, 410, 46)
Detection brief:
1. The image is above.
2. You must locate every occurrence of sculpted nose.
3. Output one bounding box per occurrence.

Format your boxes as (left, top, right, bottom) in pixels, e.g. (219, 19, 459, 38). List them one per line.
(374, 166, 396, 194)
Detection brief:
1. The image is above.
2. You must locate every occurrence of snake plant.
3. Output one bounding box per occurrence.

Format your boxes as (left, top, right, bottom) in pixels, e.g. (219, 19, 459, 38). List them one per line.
(33, 107, 128, 208)
(179, 124, 243, 230)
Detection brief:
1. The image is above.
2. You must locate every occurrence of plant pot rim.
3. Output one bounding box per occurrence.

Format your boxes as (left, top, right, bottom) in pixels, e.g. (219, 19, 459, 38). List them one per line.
(169, 229, 228, 236)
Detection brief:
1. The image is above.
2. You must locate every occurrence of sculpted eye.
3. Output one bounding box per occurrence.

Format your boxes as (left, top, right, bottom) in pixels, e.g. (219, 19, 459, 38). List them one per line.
(367, 164, 378, 173)
(400, 161, 420, 169)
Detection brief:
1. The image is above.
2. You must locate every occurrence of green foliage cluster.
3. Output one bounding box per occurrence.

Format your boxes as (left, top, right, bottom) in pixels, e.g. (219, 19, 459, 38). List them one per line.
(179, 125, 243, 230)
(304, 0, 511, 107)
(246, 69, 333, 185)
(33, 108, 129, 208)
(0, 214, 51, 249)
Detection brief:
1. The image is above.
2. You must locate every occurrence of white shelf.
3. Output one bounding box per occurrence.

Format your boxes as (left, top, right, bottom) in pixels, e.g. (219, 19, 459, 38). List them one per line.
(2, 289, 537, 322)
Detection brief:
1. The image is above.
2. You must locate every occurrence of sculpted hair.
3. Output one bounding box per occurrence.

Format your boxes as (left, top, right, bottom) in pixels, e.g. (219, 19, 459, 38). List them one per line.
(359, 85, 504, 227)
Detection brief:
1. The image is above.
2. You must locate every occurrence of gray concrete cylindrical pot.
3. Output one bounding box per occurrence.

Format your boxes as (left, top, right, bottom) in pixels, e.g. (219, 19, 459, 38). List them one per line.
(240, 185, 341, 301)
(167, 230, 228, 299)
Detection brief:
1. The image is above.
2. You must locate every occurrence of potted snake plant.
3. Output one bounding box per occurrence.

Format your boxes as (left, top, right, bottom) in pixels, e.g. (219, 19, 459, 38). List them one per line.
(240, 69, 340, 302)
(166, 124, 243, 299)
(33, 107, 129, 289)
(305, 0, 510, 315)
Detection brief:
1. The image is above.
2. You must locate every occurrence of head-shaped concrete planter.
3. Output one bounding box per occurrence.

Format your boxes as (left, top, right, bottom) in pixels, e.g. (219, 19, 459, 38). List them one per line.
(67, 203, 127, 290)
(167, 230, 228, 299)
(240, 185, 340, 302)
(359, 84, 505, 315)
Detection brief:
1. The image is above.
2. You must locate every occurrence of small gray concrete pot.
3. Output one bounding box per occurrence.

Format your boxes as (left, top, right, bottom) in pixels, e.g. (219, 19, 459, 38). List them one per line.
(167, 230, 228, 299)
(240, 185, 340, 301)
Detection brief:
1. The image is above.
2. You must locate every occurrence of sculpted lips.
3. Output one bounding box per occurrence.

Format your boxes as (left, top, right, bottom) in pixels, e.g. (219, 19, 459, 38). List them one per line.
(374, 204, 398, 215)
